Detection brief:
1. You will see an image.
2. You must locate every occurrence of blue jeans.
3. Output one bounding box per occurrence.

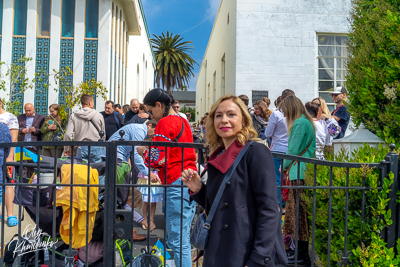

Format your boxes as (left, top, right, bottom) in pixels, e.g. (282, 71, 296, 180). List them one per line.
(76, 146, 103, 163)
(166, 178, 195, 267)
(273, 156, 285, 206)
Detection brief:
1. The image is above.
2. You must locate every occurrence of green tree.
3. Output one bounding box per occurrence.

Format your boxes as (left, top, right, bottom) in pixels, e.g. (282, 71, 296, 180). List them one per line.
(53, 71, 108, 119)
(346, 0, 400, 145)
(151, 32, 197, 93)
(0, 57, 37, 115)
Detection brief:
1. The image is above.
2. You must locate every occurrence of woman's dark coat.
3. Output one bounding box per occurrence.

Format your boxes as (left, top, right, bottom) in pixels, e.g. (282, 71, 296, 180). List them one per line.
(191, 141, 287, 267)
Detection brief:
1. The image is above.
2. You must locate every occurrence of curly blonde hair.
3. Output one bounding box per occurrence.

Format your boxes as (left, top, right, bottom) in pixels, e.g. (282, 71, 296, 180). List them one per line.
(206, 95, 259, 153)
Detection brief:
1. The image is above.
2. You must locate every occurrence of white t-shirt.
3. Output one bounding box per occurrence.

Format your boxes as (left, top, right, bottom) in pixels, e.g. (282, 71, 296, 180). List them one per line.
(314, 120, 327, 160)
(178, 112, 188, 121)
(0, 112, 18, 130)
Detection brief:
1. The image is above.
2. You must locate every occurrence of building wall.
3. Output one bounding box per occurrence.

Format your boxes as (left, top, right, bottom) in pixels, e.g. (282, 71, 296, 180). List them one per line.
(195, 0, 236, 121)
(126, 0, 155, 104)
(0, 0, 153, 114)
(235, 0, 352, 107)
(197, 0, 352, 115)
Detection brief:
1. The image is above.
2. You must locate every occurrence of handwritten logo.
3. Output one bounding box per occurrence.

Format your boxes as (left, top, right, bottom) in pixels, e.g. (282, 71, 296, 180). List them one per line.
(9, 224, 56, 257)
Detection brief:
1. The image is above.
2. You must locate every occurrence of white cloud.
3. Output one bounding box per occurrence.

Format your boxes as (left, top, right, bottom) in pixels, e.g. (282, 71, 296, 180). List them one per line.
(207, 0, 221, 19)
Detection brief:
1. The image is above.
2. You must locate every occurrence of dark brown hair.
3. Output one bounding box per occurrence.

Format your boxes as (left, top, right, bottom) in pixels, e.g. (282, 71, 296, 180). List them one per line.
(81, 94, 94, 106)
(281, 89, 295, 101)
(238, 95, 249, 106)
(105, 100, 114, 107)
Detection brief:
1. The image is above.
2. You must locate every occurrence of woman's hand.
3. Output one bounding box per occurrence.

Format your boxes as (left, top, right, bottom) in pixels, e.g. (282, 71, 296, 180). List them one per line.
(320, 113, 328, 120)
(136, 146, 148, 156)
(181, 169, 203, 193)
(149, 172, 161, 183)
(48, 124, 57, 130)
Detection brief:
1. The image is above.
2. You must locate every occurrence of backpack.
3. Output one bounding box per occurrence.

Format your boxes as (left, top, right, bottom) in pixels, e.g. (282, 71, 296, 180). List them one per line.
(115, 239, 133, 266)
(78, 241, 104, 265)
(4, 234, 44, 267)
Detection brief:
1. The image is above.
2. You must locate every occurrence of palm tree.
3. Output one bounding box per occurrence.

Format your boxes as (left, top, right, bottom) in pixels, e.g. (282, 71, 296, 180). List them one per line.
(151, 32, 197, 93)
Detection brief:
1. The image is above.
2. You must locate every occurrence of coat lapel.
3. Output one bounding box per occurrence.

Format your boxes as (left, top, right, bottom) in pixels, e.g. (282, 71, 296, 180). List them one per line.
(207, 140, 244, 174)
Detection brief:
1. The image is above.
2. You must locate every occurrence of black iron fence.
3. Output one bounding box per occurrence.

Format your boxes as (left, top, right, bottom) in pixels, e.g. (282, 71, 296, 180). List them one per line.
(0, 139, 398, 267)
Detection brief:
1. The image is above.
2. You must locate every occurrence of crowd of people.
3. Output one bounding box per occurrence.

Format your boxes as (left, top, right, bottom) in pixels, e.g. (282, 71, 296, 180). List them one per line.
(183, 87, 350, 266)
(0, 85, 351, 266)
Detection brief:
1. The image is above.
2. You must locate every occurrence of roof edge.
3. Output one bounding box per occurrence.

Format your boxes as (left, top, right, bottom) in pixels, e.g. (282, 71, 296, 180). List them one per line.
(137, 0, 156, 66)
(196, 0, 223, 85)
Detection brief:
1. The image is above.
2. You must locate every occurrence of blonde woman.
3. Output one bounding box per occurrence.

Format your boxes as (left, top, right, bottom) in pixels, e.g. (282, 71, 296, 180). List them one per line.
(281, 96, 315, 265)
(312, 97, 341, 146)
(181, 95, 287, 266)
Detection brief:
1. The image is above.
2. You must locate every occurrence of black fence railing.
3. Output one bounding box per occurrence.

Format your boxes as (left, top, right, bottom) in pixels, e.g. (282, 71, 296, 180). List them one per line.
(0, 140, 398, 267)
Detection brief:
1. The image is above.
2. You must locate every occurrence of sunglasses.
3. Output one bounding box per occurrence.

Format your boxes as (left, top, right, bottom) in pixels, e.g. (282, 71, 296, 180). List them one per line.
(331, 94, 342, 97)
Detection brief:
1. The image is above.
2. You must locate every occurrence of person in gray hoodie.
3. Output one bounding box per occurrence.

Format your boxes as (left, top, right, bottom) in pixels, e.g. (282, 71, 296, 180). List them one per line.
(63, 94, 106, 162)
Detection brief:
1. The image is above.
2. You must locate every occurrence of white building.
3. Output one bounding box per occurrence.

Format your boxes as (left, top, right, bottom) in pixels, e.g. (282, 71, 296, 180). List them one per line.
(196, 0, 351, 119)
(0, 0, 155, 115)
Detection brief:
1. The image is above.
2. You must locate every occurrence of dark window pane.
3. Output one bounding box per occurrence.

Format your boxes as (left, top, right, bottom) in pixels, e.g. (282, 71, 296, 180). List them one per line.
(336, 69, 347, 80)
(14, 0, 27, 36)
(0, 0, 3, 35)
(336, 58, 347, 69)
(319, 69, 334, 80)
(38, 0, 51, 36)
(62, 0, 75, 37)
(319, 92, 335, 106)
(319, 81, 334, 92)
(85, 0, 98, 38)
(319, 58, 334, 69)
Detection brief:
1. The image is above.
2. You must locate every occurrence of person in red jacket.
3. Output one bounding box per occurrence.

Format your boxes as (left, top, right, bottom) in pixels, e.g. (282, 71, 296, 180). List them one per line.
(138, 88, 196, 267)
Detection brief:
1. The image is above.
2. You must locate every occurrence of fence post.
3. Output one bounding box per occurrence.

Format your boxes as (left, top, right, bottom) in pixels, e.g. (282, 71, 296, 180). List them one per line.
(385, 144, 398, 248)
(103, 142, 117, 265)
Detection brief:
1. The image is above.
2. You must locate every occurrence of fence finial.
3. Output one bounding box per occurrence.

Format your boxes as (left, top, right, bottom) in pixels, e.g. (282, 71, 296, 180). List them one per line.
(99, 131, 104, 142)
(389, 143, 396, 152)
(119, 130, 125, 141)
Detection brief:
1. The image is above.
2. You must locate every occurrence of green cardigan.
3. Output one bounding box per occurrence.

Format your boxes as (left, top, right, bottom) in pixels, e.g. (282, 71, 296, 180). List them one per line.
(40, 117, 68, 149)
(283, 115, 316, 181)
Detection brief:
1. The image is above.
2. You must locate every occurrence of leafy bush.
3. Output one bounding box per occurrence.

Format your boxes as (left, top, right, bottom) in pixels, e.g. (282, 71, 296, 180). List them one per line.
(347, 0, 400, 145)
(303, 144, 394, 266)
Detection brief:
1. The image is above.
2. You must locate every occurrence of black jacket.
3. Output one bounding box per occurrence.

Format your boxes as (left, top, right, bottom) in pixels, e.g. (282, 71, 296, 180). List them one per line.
(125, 113, 149, 125)
(100, 111, 124, 140)
(191, 141, 287, 267)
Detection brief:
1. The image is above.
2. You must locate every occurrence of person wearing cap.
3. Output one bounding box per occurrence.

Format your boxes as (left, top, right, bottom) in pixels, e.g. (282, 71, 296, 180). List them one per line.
(330, 86, 350, 139)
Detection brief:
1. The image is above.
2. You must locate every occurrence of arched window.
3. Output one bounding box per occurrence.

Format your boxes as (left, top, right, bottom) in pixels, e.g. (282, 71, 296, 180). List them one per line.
(85, 0, 98, 38)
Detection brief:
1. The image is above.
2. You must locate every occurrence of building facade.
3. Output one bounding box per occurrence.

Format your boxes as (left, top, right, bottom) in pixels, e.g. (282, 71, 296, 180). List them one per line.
(196, 0, 351, 119)
(172, 91, 195, 108)
(0, 0, 155, 115)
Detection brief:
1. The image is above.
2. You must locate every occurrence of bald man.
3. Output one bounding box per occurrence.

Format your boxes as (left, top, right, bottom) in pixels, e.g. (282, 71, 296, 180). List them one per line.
(124, 99, 151, 122)
(17, 103, 45, 151)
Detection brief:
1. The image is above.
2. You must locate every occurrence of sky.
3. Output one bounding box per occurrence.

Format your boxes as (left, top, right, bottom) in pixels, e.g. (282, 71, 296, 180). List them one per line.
(141, 0, 221, 91)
